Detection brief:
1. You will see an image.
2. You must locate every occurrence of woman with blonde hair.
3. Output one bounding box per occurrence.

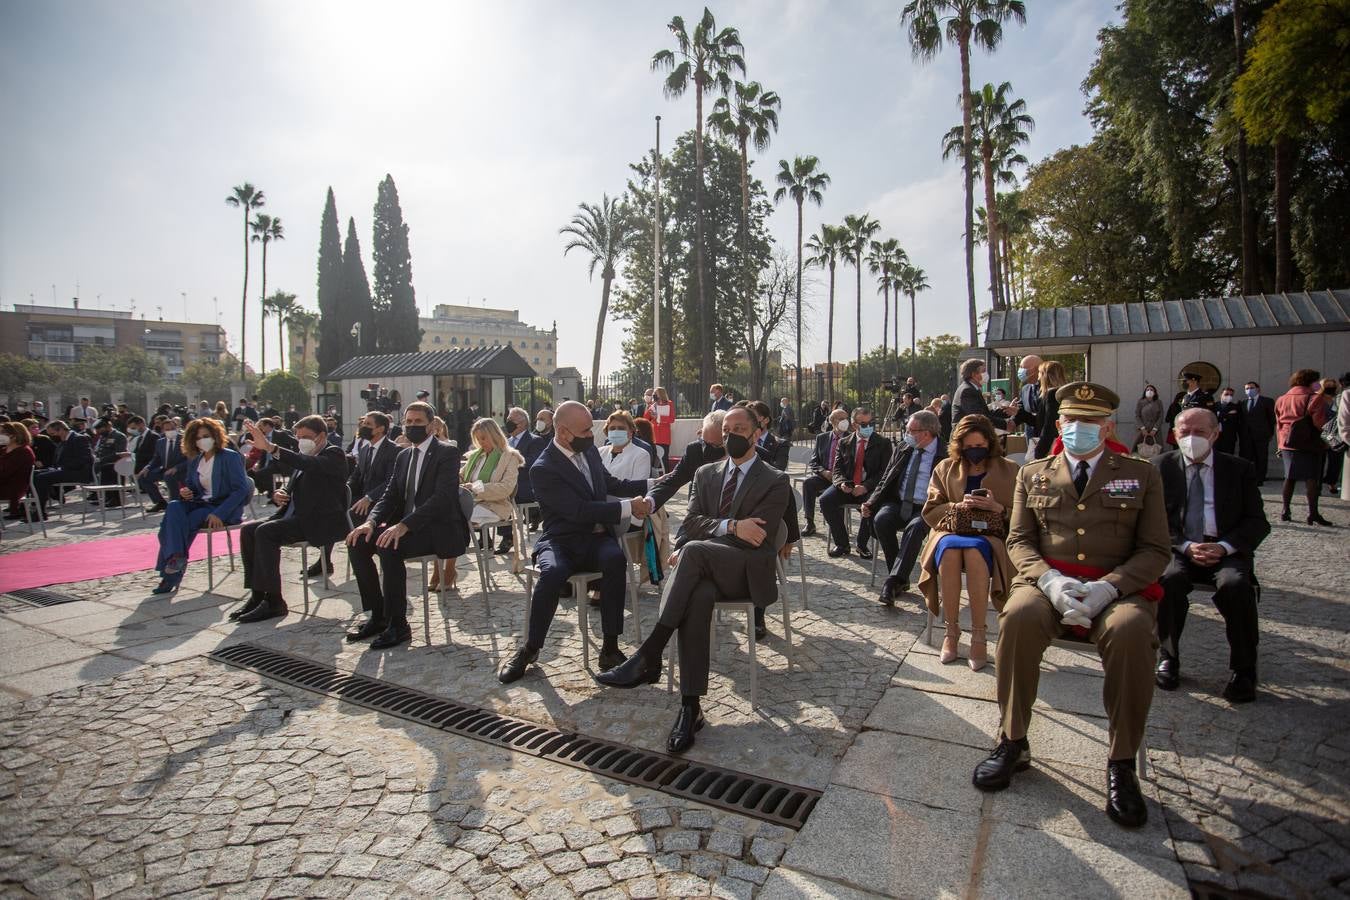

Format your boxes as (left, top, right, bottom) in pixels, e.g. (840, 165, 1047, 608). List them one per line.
(432, 417, 524, 589)
(916, 414, 1018, 670)
(1032, 360, 1069, 459)
(431, 416, 450, 443)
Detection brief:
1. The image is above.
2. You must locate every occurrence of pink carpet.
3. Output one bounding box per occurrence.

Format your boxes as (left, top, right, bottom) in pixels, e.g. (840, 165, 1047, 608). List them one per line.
(0, 530, 235, 593)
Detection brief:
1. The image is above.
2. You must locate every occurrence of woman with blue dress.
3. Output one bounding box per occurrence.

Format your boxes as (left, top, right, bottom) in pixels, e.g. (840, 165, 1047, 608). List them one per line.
(917, 414, 1018, 670)
(152, 416, 252, 594)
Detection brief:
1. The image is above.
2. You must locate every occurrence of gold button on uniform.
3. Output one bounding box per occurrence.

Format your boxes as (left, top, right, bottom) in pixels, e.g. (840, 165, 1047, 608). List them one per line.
(1077, 528, 1085, 535)
(1077, 553, 1086, 560)
(1077, 503, 1086, 511)
(1120, 503, 1127, 508)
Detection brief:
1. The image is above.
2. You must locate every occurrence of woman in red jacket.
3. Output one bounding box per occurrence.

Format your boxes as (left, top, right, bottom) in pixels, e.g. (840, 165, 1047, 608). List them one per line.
(0, 421, 37, 520)
(1275, 368, 1332, 525)
(643, 386, 676, 470)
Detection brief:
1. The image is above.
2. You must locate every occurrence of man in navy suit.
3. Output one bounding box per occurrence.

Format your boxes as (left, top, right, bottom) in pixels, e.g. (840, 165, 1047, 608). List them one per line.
(34, 420, 94, 510)
(709, 383, 733, 412)
(498, 401, 653, 683)
(345, 402, 469, 650)
(496, 406, 549, 553)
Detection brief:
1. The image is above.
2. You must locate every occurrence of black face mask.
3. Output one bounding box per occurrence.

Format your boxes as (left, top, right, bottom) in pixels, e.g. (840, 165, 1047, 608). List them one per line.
(358, 425, 374, 440)
(569, 433, 594, 453)
(961, 446, 990, 464)
(701, 440, 726, 462)
(503, 420, 517, 436)
(404, 424, 429, 444)
(724, 432, 752, 460)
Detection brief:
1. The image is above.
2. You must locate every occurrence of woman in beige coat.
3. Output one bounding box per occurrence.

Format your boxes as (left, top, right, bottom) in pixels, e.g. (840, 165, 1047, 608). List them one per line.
(433, 417, 523, 589)
(916, 414, 1018, 671)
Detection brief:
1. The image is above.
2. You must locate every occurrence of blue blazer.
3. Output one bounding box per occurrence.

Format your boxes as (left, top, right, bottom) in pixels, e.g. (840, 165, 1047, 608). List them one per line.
(150, 434, 187, 482)
(510, 430, 550, 503)
(180, 448, 252, 524)
(530, 441, 647, 555)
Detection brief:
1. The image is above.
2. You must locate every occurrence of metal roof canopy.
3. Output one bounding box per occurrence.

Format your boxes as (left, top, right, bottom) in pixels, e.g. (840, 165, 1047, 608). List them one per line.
(327, 345, 537, 380)
(983, 290, 1350, 350)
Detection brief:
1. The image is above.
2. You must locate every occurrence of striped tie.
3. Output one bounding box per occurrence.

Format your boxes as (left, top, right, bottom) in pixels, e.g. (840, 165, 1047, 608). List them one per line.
(719, 467, 740, 518)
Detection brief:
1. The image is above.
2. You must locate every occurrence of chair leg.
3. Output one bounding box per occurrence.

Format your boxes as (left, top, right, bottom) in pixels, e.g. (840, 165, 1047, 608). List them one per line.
(422, 560, 431, 647)
(577, 578, 591, 671)
(924, 610, 935, 647)
(796, 543, 808, 611)
(747, 603, 758, 710)
(227, 528, 236, 571)
(301, 545, 311, 615)
(1137, 742, 1148, 780)
(870, 547, 879, 587)
(207, 530, 215, 591)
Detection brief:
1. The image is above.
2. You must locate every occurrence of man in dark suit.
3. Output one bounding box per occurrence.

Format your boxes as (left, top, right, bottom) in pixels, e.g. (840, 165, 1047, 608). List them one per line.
(496, 406, 549, 552)
(596, 406, 791, 753)
(819, 407, 892, 558)
(130, 416, 162, 494)
(34, 420, 94, 510)
(344, 401, 469, 649)
(317, 411, 401, 578)
(140, 417, 185, 512)
(1011, 353, 1043, 441)
(1238, 380, 1276, 483)
(865, 410, 943, 602)
(1213, 387, 1241, 455)
(498, 402, 653, 682)
(91, 418, 130, 506)
(1154, 408, 1269, 703)
(649, 412, 726, 510)
(234, 416, 352, 623)
(953, 358, 1015, 430)
(800, 409, 850, 536)
(709, 383, 733, 412)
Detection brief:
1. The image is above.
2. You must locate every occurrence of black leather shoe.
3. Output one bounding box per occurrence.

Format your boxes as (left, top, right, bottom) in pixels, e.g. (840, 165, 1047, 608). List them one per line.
(597, 646, 628, 672)
(238, 597, 287, 623)
(855, 544, 873, 560)
(878, 577, 909, 606)
(666, 704, 705, 754)
(498, 647, 539, 683)
(594, 652, 661, 687)
(753, 609, 767, 641)
(345, 619, 386, 643)
(972, 737, 1031, 792)
(1222, 670, 1257, 704)
(1106, 761, 1148, 827)
(150, 580, 179, 595)
(800, 524, 817, 537)
(827, 544, 849, 558)
(369, 624, 412, 650)
(305, 560, 334, 578)
(1155, 654, 1180, 691)
(229, 592, 265, 621)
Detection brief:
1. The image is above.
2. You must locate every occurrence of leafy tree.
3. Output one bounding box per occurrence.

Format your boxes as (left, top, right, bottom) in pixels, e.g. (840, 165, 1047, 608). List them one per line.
(901, 0, 1027, 345)
(0, 353, 58, 393)
(371, 174, 422, 353)
(652, 7, 746, 392)
(316, 187, 345, 378)
(867, 238, 907, 371)
(183, 352, 255, 403)
(842, 213, 881, 397)
(287, 308, 321, 380)
(69, 346, 167, 389)
(743, 251, 796, 397)
(263, 291, 298, 372)
(250, 213, 284, 372)
(256, 371, 309, 413)
(225, 183, 265, 381)
(560, 194, 643, 400)
(804, 223, 848, 403)
(897, 263, 932, 362)
(772, 155, 830, 415)
(340, 217, 374, 360)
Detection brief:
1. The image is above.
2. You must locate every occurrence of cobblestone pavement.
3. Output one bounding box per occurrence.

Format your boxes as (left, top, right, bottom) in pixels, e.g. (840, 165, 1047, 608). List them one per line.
(1, 481, 1347, 897)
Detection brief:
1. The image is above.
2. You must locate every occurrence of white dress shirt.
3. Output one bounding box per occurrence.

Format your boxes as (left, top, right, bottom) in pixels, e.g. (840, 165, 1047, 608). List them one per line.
(715, 455, 760, 536)
(195, 455, 214, 500)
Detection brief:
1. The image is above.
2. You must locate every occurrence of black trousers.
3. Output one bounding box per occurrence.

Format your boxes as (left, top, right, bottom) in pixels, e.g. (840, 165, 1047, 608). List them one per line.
(526, 536, 628, 648)
(819, 484, 872, 550)
(1157, 553, 1259, 674)
(871, 501, 929, 577)
(348, 524, 440, 628)
(240, 517, 309, 596)
(1241, 435, 1270, 482)
(799, 474, 831, 525)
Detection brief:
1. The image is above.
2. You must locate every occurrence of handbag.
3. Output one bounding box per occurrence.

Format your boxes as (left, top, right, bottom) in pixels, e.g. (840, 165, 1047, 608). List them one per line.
(1288, 396, 1325, 452)
(1136, 434, 1161, 460)
(936, 499, 1007, 539)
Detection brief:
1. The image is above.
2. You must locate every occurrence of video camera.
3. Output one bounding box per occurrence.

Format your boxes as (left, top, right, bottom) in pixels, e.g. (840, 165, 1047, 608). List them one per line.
(359, 383, 400, 414)
(880, 376, 905, 395)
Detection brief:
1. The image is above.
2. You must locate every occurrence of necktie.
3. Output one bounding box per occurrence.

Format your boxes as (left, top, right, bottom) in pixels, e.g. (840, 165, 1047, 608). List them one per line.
(574, 453, 595, 496)
(828, 434, 839, 469)
(406, 448, 421, 513)
(853, 439, 867, 484)
(1073, 460, 1090, 496)
(1248, 398, 1255, 413)
(900, 447, 924, 519)
(1184, 463, 1206, 542)
(719, 465, 740, 517)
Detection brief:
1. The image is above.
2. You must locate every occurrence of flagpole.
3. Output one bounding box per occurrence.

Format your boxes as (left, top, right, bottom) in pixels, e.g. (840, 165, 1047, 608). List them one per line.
(653, 115, 662, 392)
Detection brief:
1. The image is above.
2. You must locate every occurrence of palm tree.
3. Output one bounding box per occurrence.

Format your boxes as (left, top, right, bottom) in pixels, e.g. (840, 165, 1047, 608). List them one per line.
(773, 155, 830, 416)
(842, 214, 881, 399)
(652, 8, 745, 392)
(250, 214, 285, 371)
(287, 308, 320, 378)
(995, 189, 1030, 305)
(709, 80, 781, 366)
(560, 195, 642, 396)
(867, 238, 907, 373)
(225, 183, 265, 380)
(901, 0, 1026, 343)
(897, 263, 931, 363)
(805, 224, 848, 404)
(264, 291, 298, 373)
(961, 82, 1031, 310)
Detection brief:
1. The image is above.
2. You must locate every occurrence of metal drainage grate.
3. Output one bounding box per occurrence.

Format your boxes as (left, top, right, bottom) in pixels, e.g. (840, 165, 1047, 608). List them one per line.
(210, 643, 820, 829)
(1190, 882, 1285, 900)
(6, 588, 83, 607)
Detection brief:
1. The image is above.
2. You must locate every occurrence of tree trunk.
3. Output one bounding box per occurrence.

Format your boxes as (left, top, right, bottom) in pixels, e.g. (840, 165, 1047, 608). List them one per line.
(826, 264, 836, 405)
(881, 280, 890, 373)
(738, 137, 756, 398)
(981, 139, 1003, 310)
(694, 86, 713, 393)
(259, 241, 268, 374)
(278, 310, 286, 373)
(959, 33, 977, 346)
(794, 198, 804, 420)
(855, 258, 862, 403)
(893, 284, 899, 374)
(1000, 230, 1014, 305)
(591, 272, 613, 399)
(240, 212, 249, 382)
(910, 292, 917, 363)
(1234, 0, 1260, 294)
(1274, 137, 1293, 291)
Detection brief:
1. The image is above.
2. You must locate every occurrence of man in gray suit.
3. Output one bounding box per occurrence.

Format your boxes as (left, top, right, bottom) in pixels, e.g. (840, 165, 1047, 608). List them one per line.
(595, 407, 791, 754)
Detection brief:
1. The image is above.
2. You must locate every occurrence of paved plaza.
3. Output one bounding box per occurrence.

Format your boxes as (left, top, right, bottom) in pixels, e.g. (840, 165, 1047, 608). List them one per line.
(0, 479, 1347, 898)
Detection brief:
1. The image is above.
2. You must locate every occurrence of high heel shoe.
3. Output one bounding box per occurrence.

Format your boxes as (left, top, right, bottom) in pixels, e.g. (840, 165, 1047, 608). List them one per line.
(1307, 513, 1335, 527)
(968, 633, 988, 671)
(1279, 510, 1291, 522)
(940, 630, 960, 664)
(151, 579, 180, 595)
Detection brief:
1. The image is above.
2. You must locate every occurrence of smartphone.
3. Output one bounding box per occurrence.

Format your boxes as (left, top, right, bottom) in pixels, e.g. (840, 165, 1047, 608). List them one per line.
(971, 488, 991, 498)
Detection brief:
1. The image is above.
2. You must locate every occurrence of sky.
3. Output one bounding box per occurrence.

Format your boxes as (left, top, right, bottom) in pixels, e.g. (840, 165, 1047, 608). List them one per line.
(0, 0, 1119, 378)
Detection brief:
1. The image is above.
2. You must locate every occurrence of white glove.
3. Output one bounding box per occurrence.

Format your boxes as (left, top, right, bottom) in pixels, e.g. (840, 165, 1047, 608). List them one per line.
(1061, 608, 1093, 629)
(1077, 580, 1118, 620)
(1037, 569, 1089, 616)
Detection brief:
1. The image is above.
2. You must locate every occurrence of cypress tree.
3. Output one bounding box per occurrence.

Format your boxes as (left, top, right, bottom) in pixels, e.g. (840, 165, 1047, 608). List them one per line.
(315, 187, 345, 377)
(371, 174, 422, 353)
(340, 217, 374, 358)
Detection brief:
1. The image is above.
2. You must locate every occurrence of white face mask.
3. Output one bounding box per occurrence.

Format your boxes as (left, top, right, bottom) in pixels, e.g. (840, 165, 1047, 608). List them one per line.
(1145, 390, 1156, 399)
(297, 437, 317, 455)
(535, 420, 548, 433)
(163, 430, 177, 441)
(196, 436, 215, 453)
(1178, 434, 1212, 462)
(0, 435, 10, 447)
(834, 420, 849, 433)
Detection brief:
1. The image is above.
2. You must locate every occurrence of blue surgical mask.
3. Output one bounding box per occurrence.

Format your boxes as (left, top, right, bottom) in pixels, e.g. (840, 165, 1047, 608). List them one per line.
(607, 429, 629, 447)
(902, 433, 918, 448)
(858, 425, 875, 438)
(1060, 421, 1103, 456)
(1016, 367, 1028, 381)
(1245, 388, 1258, 399)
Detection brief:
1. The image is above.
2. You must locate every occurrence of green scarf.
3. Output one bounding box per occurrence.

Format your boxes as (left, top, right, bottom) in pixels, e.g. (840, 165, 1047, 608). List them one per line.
(464, 447, 502, 483)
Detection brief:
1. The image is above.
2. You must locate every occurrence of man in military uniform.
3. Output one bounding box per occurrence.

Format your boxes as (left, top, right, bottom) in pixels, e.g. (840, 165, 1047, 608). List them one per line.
(972, 382, 1171, 829)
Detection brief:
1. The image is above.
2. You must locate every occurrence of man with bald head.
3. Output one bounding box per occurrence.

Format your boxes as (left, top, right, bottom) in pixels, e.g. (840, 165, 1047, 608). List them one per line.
(1012, 354, 1044, 444)
(499, 401, 655, 683)
(1153, 407, 1269, 703)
